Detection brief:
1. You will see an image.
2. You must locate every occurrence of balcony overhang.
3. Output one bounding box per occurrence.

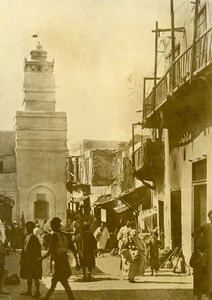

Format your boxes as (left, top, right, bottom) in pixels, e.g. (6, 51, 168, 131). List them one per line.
(133, 140, 164, 182)
(143, 27, 212, 129)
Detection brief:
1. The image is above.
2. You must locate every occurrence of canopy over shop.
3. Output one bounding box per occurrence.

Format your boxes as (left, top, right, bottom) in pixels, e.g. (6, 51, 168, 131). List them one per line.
(93, 185, 153, 231)
(112, 185, 152, 227)
(93, 194, 117, 231)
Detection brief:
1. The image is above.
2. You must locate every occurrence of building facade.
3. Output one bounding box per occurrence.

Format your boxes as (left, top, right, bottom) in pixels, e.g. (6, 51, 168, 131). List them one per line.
(139, 0, 212, 264)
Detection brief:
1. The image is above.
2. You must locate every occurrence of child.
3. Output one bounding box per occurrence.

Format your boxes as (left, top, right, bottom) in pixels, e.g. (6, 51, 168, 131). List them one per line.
(147, 232, 162, 276)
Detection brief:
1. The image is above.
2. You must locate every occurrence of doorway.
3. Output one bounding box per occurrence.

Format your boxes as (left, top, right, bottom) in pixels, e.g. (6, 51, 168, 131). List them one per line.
(171, 190, 182, 250)
(158, 200, 165, 248)
(192, 158, 207, 232)
(193, 184, 207, 231)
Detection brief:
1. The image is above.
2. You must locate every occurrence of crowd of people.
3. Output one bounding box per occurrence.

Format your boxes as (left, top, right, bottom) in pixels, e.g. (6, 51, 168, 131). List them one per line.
(0, 216, 163, 298)
(0, 211, 210, 300)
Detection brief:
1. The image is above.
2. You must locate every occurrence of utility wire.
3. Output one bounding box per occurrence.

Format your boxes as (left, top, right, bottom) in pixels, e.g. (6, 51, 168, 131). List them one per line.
(144, 1, 190, 96)
(174, 1, 186, 13)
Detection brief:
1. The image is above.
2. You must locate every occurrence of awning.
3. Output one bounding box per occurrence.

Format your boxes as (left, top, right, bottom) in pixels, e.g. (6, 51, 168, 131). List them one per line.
(72, 183, 90, 189)
(69, 195, 90, 203)
(93, 194, 114, 207)
(112, 185, 151, 213)
(93, 193, 120, 209)
(113, 203, 129, 214)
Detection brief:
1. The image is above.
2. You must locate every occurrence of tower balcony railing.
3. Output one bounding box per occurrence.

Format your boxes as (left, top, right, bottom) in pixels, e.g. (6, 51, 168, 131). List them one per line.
(143, 27, 212, 120)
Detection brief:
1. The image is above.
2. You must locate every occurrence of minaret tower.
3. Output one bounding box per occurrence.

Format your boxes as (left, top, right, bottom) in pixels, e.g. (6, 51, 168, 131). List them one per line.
(23, 42, 56, 112)
(15, 43, 67, 224)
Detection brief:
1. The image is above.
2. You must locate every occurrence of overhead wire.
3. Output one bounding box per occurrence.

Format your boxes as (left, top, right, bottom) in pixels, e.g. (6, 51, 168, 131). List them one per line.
(145, 28, 165, 78)
(183, 5, 194, 27)
(174, 1, 186, 14)
(143, 0, 194, 98)
(145, 31, 165, 94)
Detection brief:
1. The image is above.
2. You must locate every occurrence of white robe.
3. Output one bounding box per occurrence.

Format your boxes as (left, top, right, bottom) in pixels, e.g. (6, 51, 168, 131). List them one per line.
(94, 226, 110, 250)
(0, 220, 6, 244)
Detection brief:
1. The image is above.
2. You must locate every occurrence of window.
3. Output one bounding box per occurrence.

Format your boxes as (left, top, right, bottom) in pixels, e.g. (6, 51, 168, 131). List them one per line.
(34, 194, 48, 219)
(197, 5, 207, 38)
(192, 159, 207, 182)
(195, 5, 207, 69)
(37, 194, 46, 201)
(0, 161, 3, 174)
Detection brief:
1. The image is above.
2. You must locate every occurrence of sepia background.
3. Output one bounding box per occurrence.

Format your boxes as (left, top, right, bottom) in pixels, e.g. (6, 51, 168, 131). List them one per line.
(0, 0, 189, 146)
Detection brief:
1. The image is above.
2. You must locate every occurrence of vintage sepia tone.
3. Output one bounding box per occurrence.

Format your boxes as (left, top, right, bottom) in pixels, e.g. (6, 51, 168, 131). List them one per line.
(0, 0, 211, 299)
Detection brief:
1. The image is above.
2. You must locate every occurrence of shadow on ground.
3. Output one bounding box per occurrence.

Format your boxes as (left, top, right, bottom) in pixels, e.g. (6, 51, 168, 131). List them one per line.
(36, 287, 194, 300)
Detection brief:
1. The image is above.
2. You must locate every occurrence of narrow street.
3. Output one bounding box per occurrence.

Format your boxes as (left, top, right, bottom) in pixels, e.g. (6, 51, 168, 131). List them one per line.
(1, 251, 197, 300)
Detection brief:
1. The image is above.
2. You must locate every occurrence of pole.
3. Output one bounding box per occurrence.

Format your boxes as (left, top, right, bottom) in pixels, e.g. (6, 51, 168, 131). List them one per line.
(191, 0, 199, 74)
(153, 22, 159, 139)
(132, 124, 135, 169)
(154, 21, 159, 88)
(143, 77, 161, 101)
(143, 77, 146, 101)
(173, 248, 182, 273)
(152, 27, 185, 33)
(160, 247, 178, 268)
(170, 0, 175, 89)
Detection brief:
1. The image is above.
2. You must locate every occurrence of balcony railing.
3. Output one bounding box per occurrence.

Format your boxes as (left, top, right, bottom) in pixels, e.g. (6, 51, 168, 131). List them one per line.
(133, 139, 164, 182)
(143, 27, 212, 120)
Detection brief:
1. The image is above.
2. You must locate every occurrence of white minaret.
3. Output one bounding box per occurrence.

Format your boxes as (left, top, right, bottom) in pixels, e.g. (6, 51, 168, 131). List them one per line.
(15, 43, 67, 225)
(23, 42, 56, 112)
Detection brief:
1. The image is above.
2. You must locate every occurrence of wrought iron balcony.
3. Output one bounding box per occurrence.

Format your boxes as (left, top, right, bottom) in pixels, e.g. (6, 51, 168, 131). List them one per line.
(143, 27, 212, 124)
(133, 139, 164, 182)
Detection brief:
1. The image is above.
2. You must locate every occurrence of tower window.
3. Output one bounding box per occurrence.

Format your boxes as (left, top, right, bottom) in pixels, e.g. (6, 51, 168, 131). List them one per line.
(34, 194, 48, 219)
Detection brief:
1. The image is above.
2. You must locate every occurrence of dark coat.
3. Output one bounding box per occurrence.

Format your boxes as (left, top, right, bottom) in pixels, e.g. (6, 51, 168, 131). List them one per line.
(147, 237, 161, 271)
(49, 231, 76, 281)
(193, 223, 212, 294)
(78, 231, 96, 267)
(0, 241, 5, 277)
(190, 250, 207, 295)
(20, 234, 42, 280)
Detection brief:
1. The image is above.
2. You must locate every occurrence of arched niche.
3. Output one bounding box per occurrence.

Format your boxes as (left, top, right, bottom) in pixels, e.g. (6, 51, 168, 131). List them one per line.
(27, 185, 56, 221)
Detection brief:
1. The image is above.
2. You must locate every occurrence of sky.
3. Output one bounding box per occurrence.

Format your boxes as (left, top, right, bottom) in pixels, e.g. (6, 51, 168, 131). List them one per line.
(0, 0, 192, 147)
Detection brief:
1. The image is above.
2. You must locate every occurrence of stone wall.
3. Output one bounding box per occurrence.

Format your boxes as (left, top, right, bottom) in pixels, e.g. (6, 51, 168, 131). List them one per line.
(91, 149, 116, 186)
